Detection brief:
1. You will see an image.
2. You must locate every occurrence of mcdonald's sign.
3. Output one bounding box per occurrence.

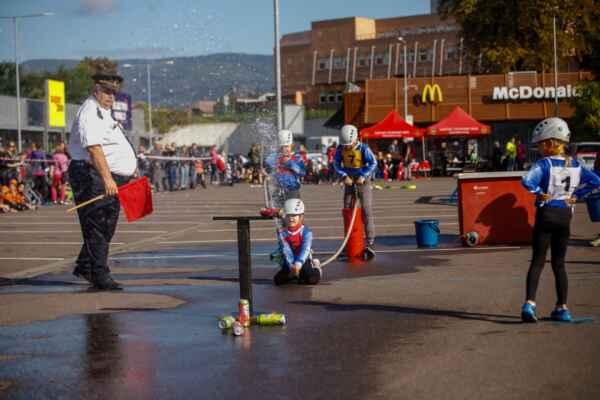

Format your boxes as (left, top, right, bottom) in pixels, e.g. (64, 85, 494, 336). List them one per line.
(422, 83, 443, 104)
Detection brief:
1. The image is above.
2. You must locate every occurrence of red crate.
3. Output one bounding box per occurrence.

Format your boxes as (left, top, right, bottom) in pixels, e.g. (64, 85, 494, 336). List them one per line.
(457, 172, 536, 246)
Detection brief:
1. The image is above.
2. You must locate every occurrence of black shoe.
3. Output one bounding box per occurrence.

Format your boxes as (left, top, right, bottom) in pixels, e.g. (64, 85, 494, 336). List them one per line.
(273, 269, 295, 286)
(73, 266, 93, 283)
(91, 276, 123, 291)
(364, 245, 376, 260)
(299, 267, 322, 285)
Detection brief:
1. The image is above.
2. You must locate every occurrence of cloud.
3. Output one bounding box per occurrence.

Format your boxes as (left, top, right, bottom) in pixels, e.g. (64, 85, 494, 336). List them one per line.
(78, 46, 176, 59)
(78, 0, 116, 16)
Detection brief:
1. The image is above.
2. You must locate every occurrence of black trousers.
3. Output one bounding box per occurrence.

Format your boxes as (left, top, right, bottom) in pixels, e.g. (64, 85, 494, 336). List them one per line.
(69, 161, 130, 277)
(274, 258, 320, 285)
(526, 207, 571, 305)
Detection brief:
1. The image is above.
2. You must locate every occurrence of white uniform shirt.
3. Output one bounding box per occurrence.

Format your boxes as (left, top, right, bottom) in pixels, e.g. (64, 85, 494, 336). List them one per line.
(69, 96, 137, 176)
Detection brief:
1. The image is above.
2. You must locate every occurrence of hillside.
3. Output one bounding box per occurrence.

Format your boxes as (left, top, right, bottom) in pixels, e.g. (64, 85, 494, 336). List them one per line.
(21, 53, 274, 108)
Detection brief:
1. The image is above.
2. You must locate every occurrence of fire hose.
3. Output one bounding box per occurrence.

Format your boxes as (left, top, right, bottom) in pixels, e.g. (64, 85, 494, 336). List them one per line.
(262, 175, 360, 268)
(319, 192, 359, 267)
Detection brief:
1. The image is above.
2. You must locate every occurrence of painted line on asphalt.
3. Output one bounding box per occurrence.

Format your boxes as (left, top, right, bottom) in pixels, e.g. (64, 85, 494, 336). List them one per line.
(0, 257, 66, 261)
(107, 245, 522, 261)
(0, 242, 125, 245)
(196, 222, 459, 233)
(110, 254, 235, 260)
(0, 230, 168, 234)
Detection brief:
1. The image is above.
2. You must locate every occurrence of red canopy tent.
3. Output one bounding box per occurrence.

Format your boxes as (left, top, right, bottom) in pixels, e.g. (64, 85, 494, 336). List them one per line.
(426, 106, 491, 137)
(360, 110, 424, 140)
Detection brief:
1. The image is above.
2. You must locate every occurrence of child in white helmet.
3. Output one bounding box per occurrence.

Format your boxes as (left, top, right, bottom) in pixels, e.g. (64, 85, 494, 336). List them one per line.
(273, 198, 322, 285)
(261, 129, 306, 218)
(333, 124, 378, 259)
(521, 117, 600, 323)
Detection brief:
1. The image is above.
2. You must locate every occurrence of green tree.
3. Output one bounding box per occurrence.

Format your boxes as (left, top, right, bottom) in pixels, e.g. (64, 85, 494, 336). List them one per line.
(438, 0, 599, 73)
(569, 29, 600, 140)
(0, 57, 118, 104)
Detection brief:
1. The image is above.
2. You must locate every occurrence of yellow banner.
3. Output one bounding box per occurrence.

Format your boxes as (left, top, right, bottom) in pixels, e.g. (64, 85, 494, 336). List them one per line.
(47, 79, 66, 127)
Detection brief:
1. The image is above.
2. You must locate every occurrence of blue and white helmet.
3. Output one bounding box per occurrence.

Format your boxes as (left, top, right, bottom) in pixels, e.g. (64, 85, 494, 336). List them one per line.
(531, 117, 570, 144)
(340, 124, 358, 146)
(283, 198, 305, 215)
(278, 129, 294, 147)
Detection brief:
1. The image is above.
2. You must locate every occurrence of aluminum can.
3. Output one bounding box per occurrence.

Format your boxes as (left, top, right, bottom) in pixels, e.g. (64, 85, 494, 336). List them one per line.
(232, 321, 245, 336)
(255, 313, 286, 326)
(238, 299, 250, 327)
(218, 315, 236, 329)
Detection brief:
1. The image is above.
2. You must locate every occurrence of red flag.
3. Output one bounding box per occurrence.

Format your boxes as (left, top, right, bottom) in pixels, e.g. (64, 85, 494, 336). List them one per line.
(118, 176, 153, 222)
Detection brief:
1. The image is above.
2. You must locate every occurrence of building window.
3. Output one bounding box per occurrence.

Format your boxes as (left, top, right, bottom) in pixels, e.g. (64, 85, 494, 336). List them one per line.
(446, 47, 457, 61)
(327, 94, 336, 103)
(319, 94, 328, 104)
(419, 49, 430, 63)
(318, 58, 330, 71)
(357, 56, 369, 68)
(336, 92, 343, 102)
(333, 57, 346, 70)
(375, 54, 386, 65)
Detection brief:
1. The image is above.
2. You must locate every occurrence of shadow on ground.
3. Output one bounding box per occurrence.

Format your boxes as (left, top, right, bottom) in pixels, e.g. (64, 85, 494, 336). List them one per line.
(291, 300, 523, 325)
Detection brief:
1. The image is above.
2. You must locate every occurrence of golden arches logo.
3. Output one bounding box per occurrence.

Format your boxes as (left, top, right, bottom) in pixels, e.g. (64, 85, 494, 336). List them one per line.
(422, 84, 443, 103)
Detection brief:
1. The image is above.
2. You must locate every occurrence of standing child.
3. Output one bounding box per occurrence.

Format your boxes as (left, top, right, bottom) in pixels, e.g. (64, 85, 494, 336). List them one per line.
(521, 118, 600, 322)
(273, 199, 322, 286)
(333, 124, 378, 259)
(50, 146, 69, 204)
(262, 129, 306, 217)
(590, 151, 600, 247)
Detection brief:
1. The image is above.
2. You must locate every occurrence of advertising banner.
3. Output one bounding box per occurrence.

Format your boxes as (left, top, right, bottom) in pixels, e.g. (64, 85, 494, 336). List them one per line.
(113, 92, 132, 130)
(46, 79, 66, 128)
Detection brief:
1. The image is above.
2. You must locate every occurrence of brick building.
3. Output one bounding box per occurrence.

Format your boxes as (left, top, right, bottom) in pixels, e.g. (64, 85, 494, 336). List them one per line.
(281, 10, 462, 109)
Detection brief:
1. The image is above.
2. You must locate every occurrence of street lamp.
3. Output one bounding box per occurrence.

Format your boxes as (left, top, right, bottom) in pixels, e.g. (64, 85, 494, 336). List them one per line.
(273, 0, 283, 131)
(122, 59, 174, 145)
(552, 14, 560, 117)
(397, 37, 408, 119)
(0, 12, 54, 152)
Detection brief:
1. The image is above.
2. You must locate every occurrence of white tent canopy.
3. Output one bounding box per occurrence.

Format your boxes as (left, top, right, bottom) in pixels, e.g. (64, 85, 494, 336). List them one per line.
(157, 122, 239, 148)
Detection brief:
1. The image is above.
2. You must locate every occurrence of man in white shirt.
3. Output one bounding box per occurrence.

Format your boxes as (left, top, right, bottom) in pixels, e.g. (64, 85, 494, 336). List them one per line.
(68, 68, 136, 290)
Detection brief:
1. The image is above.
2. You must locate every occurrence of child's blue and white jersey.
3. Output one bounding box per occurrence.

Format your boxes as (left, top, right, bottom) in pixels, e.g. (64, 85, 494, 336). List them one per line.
(522, 156, 600, 208)
(277, 225, 313, 267)
(333, 142, 377, 179)
(265, 152, 306, 191)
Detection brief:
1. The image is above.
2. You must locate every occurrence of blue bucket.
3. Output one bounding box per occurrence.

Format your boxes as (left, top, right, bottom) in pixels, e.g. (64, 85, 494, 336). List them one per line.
(414, 219, 440, 248)
(586, 192, 600, 222)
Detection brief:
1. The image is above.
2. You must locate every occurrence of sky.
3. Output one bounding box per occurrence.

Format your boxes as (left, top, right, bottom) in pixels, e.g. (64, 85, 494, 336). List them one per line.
(0, 0, 431, 62)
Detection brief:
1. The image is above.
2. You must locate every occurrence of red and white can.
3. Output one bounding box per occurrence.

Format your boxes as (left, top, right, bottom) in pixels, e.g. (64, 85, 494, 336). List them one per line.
(238, 299, 250, 327)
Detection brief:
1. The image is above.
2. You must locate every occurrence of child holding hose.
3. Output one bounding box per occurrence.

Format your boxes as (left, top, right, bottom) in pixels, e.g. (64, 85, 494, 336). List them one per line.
(521, 117, 600, 322)
(333, 124, 378, 259)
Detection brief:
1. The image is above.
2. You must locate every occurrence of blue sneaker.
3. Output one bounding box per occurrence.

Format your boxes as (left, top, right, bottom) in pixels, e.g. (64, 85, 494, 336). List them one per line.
(550, 308, 572, 322)
(521, 302, 537, 323)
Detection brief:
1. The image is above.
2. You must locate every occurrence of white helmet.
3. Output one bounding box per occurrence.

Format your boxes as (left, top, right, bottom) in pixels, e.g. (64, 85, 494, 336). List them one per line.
(340, 124, 358, 146)
(278, 129, 293, 147)
(531, 117, 570, 144)
(283, 198, 305, 215)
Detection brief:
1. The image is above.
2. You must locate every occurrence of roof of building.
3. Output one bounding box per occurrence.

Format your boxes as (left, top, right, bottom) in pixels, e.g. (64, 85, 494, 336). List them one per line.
(157, 123, 239, 147)
(191, 100, 216, 114)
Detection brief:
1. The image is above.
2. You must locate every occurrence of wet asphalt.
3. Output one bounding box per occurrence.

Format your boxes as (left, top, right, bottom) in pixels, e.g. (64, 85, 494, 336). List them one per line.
(1, 179, 598, 399)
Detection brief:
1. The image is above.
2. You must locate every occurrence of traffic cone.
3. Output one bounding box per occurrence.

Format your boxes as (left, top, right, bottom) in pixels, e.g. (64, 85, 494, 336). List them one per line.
(342, 207, 365, 258)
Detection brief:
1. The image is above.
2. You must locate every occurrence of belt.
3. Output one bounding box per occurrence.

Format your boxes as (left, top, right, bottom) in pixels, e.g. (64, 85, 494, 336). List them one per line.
(70, 160, 131, 179)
